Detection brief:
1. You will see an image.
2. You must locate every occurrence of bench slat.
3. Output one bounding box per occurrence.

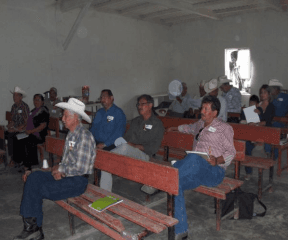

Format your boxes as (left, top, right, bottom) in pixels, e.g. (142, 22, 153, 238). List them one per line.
(68, 196, 125, 233)
(96, 150, 179, 195)
(161, 132, 193, 150)
(55, 200, 126, 240)
(241, 156, 276, 169)
(86, 184, 178, 227)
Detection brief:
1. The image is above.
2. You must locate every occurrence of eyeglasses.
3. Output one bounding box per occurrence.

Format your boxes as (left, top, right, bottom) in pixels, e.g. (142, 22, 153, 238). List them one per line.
(136, 102, 150, 107)
(195, 128, 203, 141)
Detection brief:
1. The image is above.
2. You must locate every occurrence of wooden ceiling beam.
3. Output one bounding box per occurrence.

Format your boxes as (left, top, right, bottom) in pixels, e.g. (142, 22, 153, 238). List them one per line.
(140, 8, 179, 19)
(92, 0, 127, 10)
(118, 2, 152, 15)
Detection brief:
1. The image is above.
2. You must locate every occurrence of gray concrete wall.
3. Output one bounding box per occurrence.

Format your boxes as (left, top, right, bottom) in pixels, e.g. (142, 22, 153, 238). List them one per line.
(0, 1, 172, 123)
(170, 11, 288, 103)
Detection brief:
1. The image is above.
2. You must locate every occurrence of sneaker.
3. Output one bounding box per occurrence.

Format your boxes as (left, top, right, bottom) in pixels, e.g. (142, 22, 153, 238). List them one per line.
(244, 174, 251, 181)
(141, 185, 158, 195)
(175, 231, 188, 240)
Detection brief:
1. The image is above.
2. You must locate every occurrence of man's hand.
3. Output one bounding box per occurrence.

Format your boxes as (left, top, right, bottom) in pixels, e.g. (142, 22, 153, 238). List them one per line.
(22, 170, 31, 183)
(18, 125, 26, 131)
(96, 143, 106, 149)
(25, 130, 33, 135)
(254, 109, 261, 115)
(166, 127, 178, 132)
(51, 165, 65, 180)
(207, 155, 217, 166)
(176, 97, 182, 103)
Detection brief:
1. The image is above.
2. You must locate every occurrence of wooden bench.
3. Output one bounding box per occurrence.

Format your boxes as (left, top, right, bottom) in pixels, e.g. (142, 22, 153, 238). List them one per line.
(45, 136, 179, 240)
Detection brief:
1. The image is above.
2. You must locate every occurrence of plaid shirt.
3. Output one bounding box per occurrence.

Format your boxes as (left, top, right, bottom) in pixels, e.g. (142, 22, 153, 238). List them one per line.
(178, 118, 236, 169)
(11, 101, 30, 127)
(222, 87, 242, 113)
(59, 124, 96, 177)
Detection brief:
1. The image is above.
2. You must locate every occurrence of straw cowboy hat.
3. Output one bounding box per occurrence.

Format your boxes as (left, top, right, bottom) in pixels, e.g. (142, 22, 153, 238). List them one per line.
(218, 75, 232, 86)
(268, 79, 283, 87)
(10, 86, 26, 97)
(56, 98, 91, 123)
(204, 79, 219, 93)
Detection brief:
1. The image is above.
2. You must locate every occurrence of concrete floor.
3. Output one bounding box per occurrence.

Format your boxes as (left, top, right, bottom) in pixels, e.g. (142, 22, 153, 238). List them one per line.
(1, 154, 288, 240)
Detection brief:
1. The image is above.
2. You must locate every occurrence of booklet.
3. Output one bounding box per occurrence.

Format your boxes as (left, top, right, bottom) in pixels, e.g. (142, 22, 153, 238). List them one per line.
(16, 132, 29, 140)
(243, 105, 260, 123)
(114, 137, 127, 147)
(88, 195, 123, 212)
(186, 151, 210, 161)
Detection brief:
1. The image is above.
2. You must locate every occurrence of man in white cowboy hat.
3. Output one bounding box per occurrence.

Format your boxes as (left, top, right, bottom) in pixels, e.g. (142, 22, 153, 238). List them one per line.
(219, 75, 242, 115)
(14, 98, 96, 240)
(204, 79, 227, 122)
(5, 86, 30, 166)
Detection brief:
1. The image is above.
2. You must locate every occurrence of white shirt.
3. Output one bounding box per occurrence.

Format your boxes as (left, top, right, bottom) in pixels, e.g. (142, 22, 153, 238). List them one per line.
(218, 95, 228, 122)
(168, 93, 194, 113)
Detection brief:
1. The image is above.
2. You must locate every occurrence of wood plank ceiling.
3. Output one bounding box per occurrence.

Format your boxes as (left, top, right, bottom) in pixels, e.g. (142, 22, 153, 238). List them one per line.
(59, 0, 286, 26)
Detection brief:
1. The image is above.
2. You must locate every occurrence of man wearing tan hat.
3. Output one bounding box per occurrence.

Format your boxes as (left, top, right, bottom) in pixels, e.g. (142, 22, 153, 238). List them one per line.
(44, 87, 62, 118)
(204, 79, 227, 122)
(5, 87, 30, 166)
(15, 98, 96, 240)
(219, 75, 242, 115)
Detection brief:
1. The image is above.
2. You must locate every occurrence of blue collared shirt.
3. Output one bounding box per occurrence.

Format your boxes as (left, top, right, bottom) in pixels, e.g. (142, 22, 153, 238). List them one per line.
(272, 92, 288, 117)
(89, 104, 126, 147)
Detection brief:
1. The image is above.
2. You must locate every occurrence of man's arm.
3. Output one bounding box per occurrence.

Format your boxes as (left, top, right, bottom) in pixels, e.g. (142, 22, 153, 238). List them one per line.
(178, 123, 197, 135)
(219, 125, 236, 166)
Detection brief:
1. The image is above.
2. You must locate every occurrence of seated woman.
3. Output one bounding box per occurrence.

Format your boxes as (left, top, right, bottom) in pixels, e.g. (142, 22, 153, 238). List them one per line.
(13, 94, 50, 171)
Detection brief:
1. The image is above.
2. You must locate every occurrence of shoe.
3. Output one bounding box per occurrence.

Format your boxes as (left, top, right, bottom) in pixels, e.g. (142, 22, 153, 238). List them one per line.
(141, 185, 158, 195)
(29, 227, 44, 240)
(244, 174, 251, 181)
(175, 231, 188, 240)
(13, 217, 40, 240)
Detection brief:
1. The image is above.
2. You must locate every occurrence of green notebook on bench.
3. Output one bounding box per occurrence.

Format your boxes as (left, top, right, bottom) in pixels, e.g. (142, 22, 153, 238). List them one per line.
(88, 195, 123, 212)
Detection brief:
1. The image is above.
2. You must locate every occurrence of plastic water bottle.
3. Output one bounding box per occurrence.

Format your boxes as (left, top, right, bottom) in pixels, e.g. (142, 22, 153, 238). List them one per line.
(121, 231, 138, 240)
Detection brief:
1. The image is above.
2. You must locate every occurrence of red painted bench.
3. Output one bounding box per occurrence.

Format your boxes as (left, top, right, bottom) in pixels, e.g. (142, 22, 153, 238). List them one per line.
(45, 136, 179, 240)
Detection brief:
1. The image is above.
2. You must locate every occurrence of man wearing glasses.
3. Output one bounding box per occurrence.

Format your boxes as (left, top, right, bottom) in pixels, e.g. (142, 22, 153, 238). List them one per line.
(101, 94, 165, 193)
(167, 95, 236, 240)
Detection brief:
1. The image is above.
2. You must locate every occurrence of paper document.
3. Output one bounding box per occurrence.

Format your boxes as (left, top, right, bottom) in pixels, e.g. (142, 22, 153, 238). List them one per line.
(88, 196, 123, 212)
(186, 151, 210, 161)
(243, 105, 260, 123)
(16, 132, 29, 140)
(114, 137, 127, 147)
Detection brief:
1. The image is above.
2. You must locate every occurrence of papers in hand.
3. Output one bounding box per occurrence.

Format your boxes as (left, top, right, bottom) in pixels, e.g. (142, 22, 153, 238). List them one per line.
(88, 195, 123, 212)
(16, 132, 29, 140)
(243, 105, 260, 123)
(186, 151, 210, 161)
(114, 137, 127, 147)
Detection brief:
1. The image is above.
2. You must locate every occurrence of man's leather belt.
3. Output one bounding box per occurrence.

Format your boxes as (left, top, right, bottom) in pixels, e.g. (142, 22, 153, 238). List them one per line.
(81, 174, 89, 179)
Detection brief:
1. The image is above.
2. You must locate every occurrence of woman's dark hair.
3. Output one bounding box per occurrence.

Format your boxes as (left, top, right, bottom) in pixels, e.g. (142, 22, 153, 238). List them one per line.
(101, 89, 113, 96)
(259, 84, 271, 102)
(249, 95, 260, 104)
(34, 94, 44, 102)
(137, 94, 154, 106)
(201, 95, 221, 116)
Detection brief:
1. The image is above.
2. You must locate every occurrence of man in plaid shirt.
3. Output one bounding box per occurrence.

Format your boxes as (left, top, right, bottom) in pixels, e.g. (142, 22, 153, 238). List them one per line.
(14, 98, 96, 240)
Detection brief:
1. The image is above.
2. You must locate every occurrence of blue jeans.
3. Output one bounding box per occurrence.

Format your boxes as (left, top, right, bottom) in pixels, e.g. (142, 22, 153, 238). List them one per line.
(173, 154, 225, 234)
(20, 171, 88, 227)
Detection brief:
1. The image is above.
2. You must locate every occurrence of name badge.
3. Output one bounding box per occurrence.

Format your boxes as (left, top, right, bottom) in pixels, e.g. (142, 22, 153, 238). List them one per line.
(107, 116, 114, 122)
(278, 98, 283, 101)
(52, 110, 56, 113)
(145, 124, 153, 130)
(18, 110, 22, 113)
(208, 126, 216, 132)
(69, 141, 75, 150)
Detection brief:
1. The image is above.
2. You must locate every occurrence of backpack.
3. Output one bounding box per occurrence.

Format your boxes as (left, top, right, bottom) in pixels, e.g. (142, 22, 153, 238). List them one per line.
(216, 188, 267, 219)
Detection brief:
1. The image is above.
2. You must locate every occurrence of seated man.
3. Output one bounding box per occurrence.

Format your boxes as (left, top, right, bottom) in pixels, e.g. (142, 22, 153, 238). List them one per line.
(100, 94, 165, 193)
(14, 98, 96, 240)
(44, 87, 62, 118)
(167, 95, 236, 240)
(5, 86, 30, 166)
(204, 78, 227, 121)
(90, 89, 126, 151)
(219, 75, 242, 120)
(167, 82, 194, 118)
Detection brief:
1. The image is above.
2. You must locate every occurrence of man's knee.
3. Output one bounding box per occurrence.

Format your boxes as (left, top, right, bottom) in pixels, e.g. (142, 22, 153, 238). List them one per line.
(111, 144, 129, 155)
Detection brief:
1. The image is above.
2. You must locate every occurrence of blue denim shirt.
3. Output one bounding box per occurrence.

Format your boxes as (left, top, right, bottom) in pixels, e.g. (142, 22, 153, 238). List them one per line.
(89, 104, 126, 147)
(272, 92, 288, 117)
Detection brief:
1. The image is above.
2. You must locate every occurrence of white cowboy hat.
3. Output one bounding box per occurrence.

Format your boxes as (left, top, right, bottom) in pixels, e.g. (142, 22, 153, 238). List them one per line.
(268, 79, 283, 87)
(155, 108, 168, 117)
(10, 86, 26, 97)
(204, 79, 219, 93)
(218, 75, 232, 85)
(56, 98, 91, 123)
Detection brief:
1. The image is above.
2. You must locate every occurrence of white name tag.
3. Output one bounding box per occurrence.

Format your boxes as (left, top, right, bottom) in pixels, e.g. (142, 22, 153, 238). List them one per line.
(52, 110, 56, 113)
(18, 110, 22, 113)
(208, 126, 216, 132)
(278, 98, 283, 101)
(69, 141, 75, 147)
(107, 116, 114, 121)
(145, 124, 153, 130)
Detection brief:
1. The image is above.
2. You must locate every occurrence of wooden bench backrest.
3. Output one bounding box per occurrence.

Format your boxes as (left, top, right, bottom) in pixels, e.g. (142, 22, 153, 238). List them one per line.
(158, 116, 281, 145)
(6, 111, 12, 123)
(48, 117, 60, 138)
(45, 136, 179, 195)
(227, 112, 240, 118)
(273, 116, 288, 124)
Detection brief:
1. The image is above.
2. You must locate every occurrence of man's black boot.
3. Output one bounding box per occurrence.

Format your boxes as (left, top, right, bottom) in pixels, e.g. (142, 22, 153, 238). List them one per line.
(13, 217, 39, 240)
(29, 227, 44, 240)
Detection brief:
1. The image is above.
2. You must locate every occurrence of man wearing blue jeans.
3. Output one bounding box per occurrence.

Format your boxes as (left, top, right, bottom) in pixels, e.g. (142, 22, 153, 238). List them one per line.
(167, 95, 236, 240)
(14, 98, 96, 240)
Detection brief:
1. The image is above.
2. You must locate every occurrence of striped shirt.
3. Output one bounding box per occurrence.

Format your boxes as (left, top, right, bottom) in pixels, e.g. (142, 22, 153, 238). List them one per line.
(178, 118, 236, 169)
(11, 101, 30, 128)
(59, 124, 96, 177)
